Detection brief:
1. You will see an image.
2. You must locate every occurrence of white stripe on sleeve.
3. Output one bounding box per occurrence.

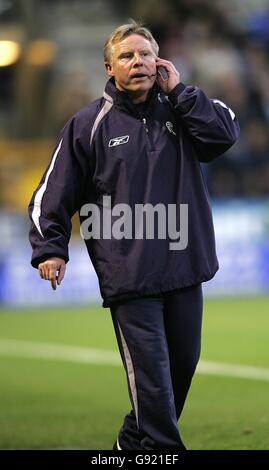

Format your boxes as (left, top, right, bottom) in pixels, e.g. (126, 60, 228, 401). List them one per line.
(32, 138, 63, 237)
(90, 99, 113, 146)
(213, 99, 235, 120)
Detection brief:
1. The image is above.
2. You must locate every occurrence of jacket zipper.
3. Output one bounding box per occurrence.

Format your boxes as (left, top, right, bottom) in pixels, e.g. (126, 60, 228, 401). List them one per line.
(142, 118, 148, 132)
(142, 117, 154, 151)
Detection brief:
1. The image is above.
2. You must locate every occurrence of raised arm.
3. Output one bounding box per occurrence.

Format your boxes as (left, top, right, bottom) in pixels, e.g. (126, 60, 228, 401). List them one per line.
(155, 57, 240, 162)
(168, 84, 240, 162)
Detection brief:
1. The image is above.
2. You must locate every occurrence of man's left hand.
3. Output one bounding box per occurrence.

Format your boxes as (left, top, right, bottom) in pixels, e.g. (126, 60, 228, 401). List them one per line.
(155, 57, 181, 94)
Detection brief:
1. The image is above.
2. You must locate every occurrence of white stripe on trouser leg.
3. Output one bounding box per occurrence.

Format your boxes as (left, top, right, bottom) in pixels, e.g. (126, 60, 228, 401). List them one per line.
(117, 437, 122, 450)
(117, 322, 139, 428)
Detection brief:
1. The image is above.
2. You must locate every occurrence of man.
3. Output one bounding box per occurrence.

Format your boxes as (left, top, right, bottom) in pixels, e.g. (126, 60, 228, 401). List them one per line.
(29, 21, 239, 450)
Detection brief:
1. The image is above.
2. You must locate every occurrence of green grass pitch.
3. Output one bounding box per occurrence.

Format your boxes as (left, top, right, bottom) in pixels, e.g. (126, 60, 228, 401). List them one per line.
(0, 296, 268, 450)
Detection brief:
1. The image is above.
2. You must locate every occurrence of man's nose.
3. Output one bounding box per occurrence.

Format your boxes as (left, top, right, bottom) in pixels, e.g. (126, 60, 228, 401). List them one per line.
(132, 53, 143, 66)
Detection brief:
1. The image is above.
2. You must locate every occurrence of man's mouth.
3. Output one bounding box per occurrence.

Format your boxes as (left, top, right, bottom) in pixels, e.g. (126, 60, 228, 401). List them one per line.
(130, 73, 148, 79)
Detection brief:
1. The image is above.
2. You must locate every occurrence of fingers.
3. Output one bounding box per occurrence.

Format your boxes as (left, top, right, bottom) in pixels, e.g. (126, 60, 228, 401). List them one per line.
(155, 57, 177, 71)
(38, 264, 57, 289)
(38, 266, 44, 279)
(155, 59, 170, 76)
(156, 60, 179, 81)
(57, 263, 66, 286)
(155, 57, 180, 93)
(39, 264, 50, 280)
(38, 258, 66, 290)
(50, 268, 57, 291)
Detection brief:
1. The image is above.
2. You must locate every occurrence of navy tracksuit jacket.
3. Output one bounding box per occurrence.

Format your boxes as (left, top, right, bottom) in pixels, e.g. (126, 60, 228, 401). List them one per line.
(29, 78, 239, 450)
(29, 78, 240, 307)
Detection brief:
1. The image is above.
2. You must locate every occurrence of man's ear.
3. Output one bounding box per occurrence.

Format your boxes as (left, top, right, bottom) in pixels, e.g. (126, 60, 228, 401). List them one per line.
(105, 62, 114, 77)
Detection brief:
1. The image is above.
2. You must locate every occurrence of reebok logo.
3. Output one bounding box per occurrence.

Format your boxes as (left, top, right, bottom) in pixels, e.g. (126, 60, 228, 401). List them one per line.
(109, 135, 130, 147)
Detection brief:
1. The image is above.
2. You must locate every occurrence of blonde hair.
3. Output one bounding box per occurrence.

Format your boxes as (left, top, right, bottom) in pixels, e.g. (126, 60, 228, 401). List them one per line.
(104, 19, 159, 64)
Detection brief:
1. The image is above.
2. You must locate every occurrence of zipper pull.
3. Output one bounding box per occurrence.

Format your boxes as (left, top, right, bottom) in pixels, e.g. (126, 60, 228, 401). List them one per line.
(142, 117, 148, 133)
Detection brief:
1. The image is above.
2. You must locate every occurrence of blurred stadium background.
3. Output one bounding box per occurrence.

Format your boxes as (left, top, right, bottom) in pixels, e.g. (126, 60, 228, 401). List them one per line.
(0, 0, 268, 450)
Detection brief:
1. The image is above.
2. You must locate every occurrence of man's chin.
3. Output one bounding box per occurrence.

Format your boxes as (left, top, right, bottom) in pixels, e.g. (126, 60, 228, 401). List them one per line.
(115, 79, 154, 96)
(128, 82, 154, 93)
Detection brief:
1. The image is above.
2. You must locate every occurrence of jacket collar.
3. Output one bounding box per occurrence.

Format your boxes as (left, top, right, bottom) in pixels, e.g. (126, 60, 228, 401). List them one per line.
(103, 77, 161, 118)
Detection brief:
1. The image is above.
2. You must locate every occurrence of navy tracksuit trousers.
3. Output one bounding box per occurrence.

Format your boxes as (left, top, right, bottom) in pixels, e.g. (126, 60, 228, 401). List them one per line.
(110, 284, 203, 450)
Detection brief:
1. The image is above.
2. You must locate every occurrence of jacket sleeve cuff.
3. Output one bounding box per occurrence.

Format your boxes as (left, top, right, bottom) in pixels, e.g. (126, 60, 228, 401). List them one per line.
(168, 83, 187, 105)
(31, 253, 69, 269)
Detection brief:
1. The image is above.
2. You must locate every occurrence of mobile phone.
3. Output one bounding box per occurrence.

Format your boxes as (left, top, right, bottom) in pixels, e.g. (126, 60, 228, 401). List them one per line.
(157, 66, 168, 81)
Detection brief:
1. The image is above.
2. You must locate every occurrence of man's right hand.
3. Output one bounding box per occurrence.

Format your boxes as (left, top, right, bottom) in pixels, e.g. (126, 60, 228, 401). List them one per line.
(38, 257, 66, 290)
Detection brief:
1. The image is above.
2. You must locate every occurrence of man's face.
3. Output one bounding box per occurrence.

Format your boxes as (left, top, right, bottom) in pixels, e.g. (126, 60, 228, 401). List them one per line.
(105, 34, 157, 102)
